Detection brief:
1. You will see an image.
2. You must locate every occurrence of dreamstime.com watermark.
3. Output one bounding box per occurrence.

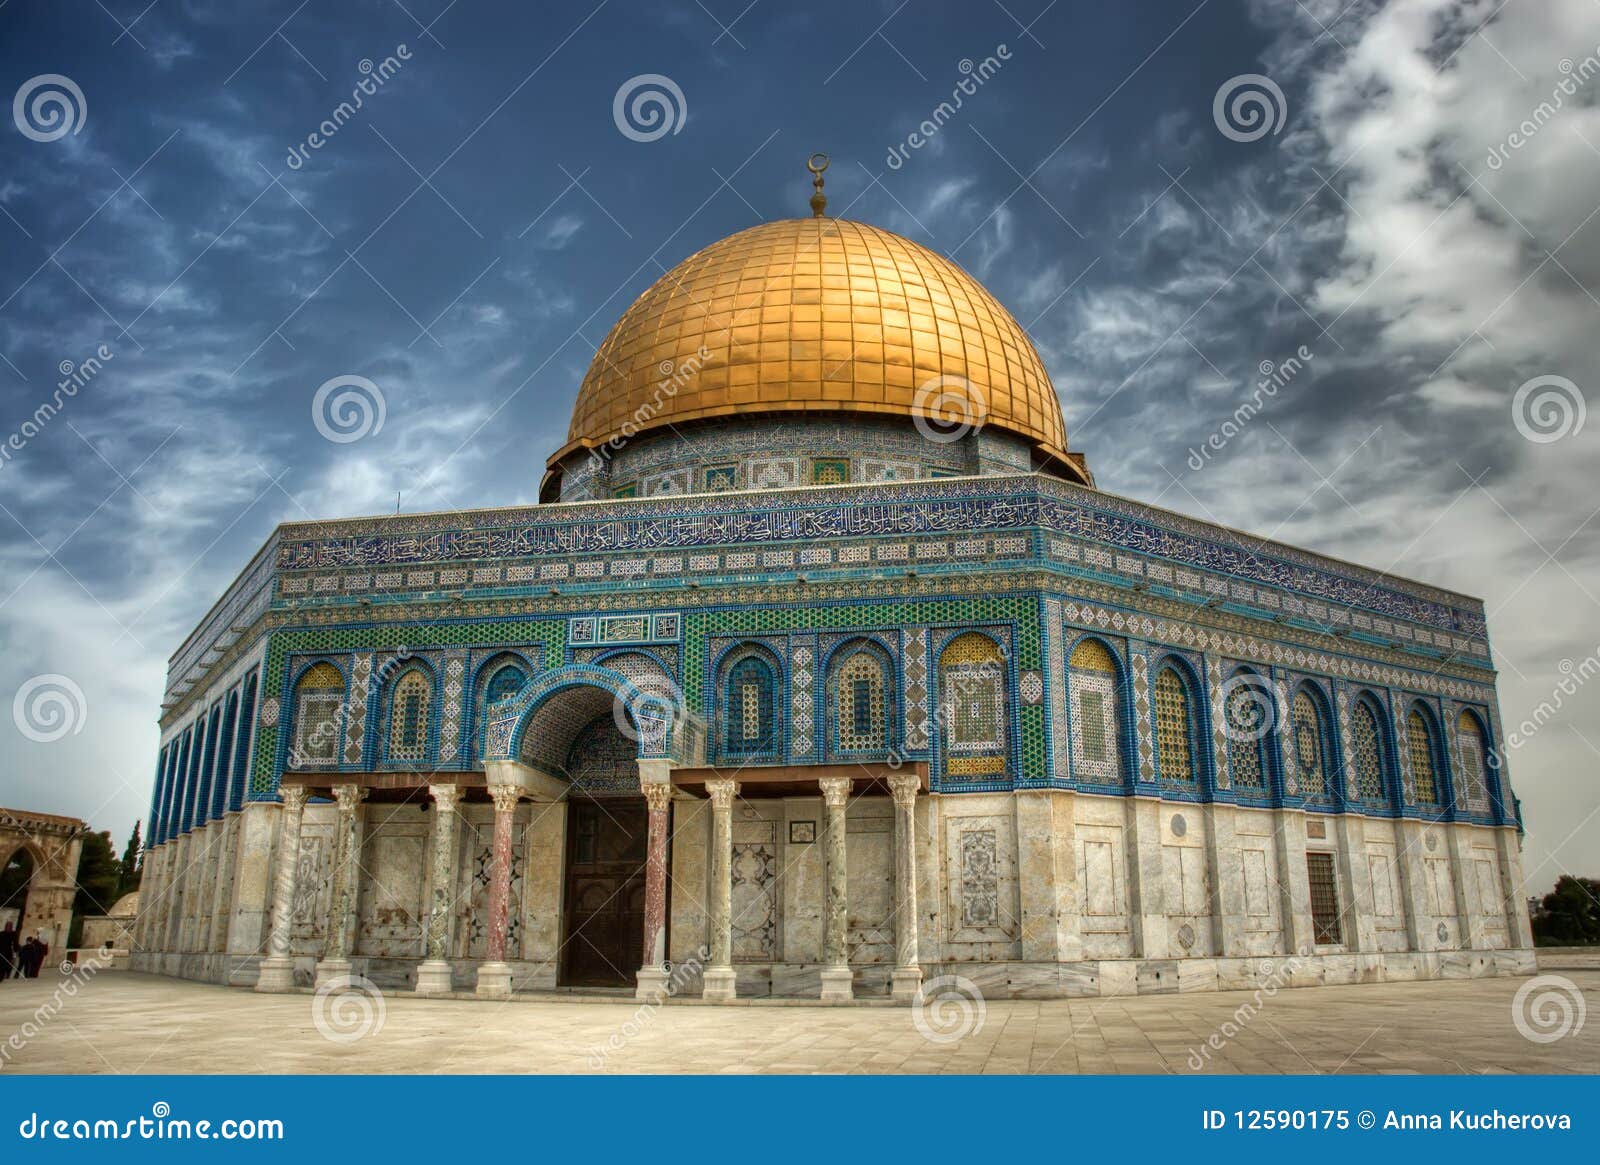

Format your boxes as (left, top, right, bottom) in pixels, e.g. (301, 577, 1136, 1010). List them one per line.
(285, 45, 412, 170)
(0, 345, 114, 471)
(1511, 374, 1586, 444)
(1186, 345, 1314, 471)
(1185, 950, 1307, 1070)
(1511, 974, 1586, 1044)
(586, 346, 710, 471)
(884, 45, 1011, 170)
(311, 973, 387, 1045)
(913, 974, 987, 1044)
(1212, 73, 1287, 143)
(12, 74, 86, 142)
(612, 73, 686, 142)
(15, 1103, 283, 1141)
(312, 374, 386, 444)
(586, 947, 708, 1070)
(11, 673, 87, 744)
(1505, 646, 1600, 750)
(0, 953, 112, 1072)
(1484, 46, 1600, 172)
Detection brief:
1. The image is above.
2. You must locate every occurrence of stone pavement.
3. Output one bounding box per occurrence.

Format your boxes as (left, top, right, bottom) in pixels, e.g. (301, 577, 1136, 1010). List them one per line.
(0, 959, 1594, 1075)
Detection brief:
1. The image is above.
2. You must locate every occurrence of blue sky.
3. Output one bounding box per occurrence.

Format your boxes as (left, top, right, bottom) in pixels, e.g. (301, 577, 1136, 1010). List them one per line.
(1, 0, 1597, 887)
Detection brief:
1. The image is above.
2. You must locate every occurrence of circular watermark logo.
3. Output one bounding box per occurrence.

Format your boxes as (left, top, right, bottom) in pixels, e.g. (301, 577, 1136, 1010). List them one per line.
(912, 974, 987, 1044)
(12, 673, 87, 743)
(13, 75, 86, 142)
(912, 374, 987, 444)
(613, 674, 686, 748)
(612, 74, 686, 142)
(1511, 374, 1586, 444)
(312, 375, 386, 444)
(1219, 672, 1277, 743)
(1511, 974, 1586, 1044)
(311, 973, 386, 1045)
(1212, 73, 1287, 143)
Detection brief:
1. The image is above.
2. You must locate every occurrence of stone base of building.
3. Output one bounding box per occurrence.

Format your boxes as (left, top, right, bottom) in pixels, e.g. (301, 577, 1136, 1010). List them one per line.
(414, 960, 455, 996)
(124, 946, 1537, 1001)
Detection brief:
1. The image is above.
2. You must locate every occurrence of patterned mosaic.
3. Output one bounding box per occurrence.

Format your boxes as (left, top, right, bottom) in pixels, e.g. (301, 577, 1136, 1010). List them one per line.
(1154, 667, 1197, 784)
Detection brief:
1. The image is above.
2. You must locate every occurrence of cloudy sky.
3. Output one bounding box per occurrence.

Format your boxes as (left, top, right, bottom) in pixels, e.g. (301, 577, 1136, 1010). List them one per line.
(0, 0, 1594, 889)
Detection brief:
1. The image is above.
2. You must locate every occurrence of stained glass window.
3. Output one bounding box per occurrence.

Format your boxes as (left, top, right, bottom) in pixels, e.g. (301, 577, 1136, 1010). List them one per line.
(1154, 667, 1196, 784)
(940, 632, 1007, 777)
(292, 662, 344, 767)
(725, 654, 776, 757)
(1406, 709, 1440, 805)
(389, 670, 431, 762)
(1068, 639, 1121, 783)
(835, 648, 887, 752)
(1224, 676, 1267, 791)
(1292, 689, 1328, 798)
(1455, 710, 1491, 812)
(1351, 699, 1387, 801)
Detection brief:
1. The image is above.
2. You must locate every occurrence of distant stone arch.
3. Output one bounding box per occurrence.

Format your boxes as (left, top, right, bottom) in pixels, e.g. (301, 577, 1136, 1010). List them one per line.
(0, 808, 85, 953)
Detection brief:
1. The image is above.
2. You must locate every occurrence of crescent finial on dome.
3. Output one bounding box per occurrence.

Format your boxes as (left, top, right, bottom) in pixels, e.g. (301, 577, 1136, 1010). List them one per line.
(807, 152, 829, 217)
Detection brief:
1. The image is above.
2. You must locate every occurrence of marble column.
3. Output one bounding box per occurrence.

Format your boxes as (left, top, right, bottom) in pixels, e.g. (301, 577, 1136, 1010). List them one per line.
(635, 776, 675, 1000)
(255, 786, 308, 992)
(314, 783, 367, 987)
(888, 773, 923, 1003)
(818, 776, 853, 1002)
(700, 778, 739, 1002)
(414, 783, 462, 996)
(475, 783, 521, 999)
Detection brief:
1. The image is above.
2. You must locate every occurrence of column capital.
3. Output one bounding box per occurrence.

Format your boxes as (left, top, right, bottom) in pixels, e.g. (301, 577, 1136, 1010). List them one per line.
(642, 782, 674, 813)
(704, 778, 739, 810)
(428, 783, 461, 814)
(487, 783, 523, 813)
(887, 773, 920, 807)
(332, 783, 367, 811)
(818, 776, 852, 809)
(278, 785, 309, 812)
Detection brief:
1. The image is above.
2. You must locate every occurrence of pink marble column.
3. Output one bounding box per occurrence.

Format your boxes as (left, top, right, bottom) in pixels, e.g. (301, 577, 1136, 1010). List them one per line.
(475, 783, 521, 998)
(635, 780, 674, 999)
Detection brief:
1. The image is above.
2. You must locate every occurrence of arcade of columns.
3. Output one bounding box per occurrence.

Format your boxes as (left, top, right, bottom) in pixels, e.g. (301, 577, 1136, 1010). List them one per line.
(238, 769, 927, 1002)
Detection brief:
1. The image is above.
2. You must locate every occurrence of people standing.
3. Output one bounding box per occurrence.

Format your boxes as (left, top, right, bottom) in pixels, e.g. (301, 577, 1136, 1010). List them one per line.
(0, 922, 16, 981)
(21, 935, 45, 979)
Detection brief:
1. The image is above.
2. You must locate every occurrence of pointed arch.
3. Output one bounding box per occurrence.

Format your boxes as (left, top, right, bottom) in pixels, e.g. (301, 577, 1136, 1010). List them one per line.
(1349, 691, 1396, 808)
(717, 643, 782, 761)
(937, 630, 1009, 780)
(385, 663, 436, 764)
(288, 661, 344, 769)
(1152, 657, 1203, 787)
(825, 637, 896, 758)
(473, 652, 535, 761)
(1454, 708, 1494, 815)
(1067, 635, 1128, 786)
(1405, 701, 1446, 808)
(1290, 681, 1337, 804)
(1221, 667, 1272, 795)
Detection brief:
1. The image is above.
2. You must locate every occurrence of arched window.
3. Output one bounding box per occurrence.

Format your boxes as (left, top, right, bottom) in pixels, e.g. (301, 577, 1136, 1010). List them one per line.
(1455, 711, 1492, 813)
(832, 645, 891, 754)
(1068, 639, 1123, 784)
(1153, 665, 1198, 784)
(388, 669, 433, 763)
(1350, 698, 1389, 802)
(475, 661, 528, 757)
(1406, 707, 1441, 806)
(291, 663, 344, 767)
(724, 652, 778, 758)
(1292, 687, 1334, 801)
(939, 632, 1007, 777)
(1223, 673, 1270, 792)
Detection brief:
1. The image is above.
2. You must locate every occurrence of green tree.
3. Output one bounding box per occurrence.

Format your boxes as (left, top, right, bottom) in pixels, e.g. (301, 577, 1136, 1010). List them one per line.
(1530, 875, 1600, 945)
(117, 822, 142, 896)
(68, 830, 122, 947)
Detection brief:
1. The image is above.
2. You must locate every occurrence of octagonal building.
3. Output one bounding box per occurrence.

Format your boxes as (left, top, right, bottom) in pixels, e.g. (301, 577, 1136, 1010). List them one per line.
(130, 188, 1536, 1004)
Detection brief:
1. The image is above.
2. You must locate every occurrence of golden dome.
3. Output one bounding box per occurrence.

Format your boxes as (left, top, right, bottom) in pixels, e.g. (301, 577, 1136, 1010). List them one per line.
(551, 217, 1086, 481)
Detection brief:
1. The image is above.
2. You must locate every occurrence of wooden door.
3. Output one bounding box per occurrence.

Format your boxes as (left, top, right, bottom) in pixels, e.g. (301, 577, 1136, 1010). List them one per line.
(560, 798, 648, 987)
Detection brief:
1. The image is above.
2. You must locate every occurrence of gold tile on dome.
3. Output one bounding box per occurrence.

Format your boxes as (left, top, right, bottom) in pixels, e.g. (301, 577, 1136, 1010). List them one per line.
(556, 215, 1070, 465)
